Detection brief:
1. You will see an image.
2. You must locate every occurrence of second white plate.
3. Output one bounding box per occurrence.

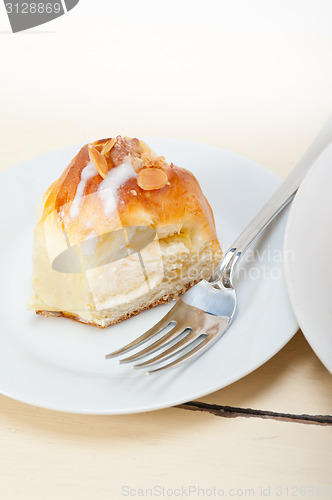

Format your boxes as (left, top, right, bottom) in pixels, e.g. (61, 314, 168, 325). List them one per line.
(0, 138, 298, 413)
(284, 143, 332, 374)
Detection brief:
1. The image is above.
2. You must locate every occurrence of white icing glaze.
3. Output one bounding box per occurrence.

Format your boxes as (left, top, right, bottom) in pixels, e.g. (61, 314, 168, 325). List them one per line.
(70, 158, 98, 219)
(69, 155, 136, 219)
(98, 157, 137, 215)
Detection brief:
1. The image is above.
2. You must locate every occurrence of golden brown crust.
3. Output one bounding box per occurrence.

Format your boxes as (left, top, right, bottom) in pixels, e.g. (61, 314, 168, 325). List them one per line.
(40, 136, 220, 252)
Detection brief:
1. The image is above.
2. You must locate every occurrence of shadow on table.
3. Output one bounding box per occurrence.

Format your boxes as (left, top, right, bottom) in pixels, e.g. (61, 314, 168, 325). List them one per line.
(198, 331, 332, 414)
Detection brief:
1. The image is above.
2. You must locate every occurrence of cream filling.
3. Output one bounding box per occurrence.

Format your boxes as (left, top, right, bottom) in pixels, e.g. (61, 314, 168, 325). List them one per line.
(30, 219, 220, 326)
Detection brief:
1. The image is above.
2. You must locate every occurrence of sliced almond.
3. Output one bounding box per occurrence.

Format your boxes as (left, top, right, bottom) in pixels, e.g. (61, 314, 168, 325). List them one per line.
(89, 145, 108, 179)
(141, 152, 168, 169)
(137, 168, 168, 191)
(139, 140, 153, 155)
(142, 152, 160, 168)
(153, 155, 167, 168)
(101, 137, 116, 156)
(93, 138, 109, 146)
(130, 155, 144, 173)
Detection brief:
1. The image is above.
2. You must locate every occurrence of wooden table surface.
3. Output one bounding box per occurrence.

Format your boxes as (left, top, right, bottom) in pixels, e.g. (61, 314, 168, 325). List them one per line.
(1, 2, 332, 498)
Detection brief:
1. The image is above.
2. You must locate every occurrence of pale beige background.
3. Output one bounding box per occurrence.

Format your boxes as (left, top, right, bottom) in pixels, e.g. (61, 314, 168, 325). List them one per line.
(0, 1, 332, 499)
(1, 0, 332, 176)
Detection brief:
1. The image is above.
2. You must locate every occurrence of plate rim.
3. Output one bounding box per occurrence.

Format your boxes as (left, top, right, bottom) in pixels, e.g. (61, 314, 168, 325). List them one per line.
(283, 144, 332, 374)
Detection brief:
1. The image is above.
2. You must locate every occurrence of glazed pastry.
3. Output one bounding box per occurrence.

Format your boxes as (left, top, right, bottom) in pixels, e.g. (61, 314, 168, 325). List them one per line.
(29, 136, 222, 327)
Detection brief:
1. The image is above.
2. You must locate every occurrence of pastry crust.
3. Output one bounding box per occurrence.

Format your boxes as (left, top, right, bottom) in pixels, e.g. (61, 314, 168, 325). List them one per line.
(29, 136, 222, 327)
(35, 278, 200, 329)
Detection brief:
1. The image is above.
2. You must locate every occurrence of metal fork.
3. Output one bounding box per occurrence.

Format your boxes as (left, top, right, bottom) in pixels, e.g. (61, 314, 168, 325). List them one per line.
(106, 115, 332, 374)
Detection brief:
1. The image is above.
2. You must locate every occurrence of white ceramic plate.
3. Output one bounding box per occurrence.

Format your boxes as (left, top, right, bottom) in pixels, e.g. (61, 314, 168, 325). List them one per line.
(0, 138, 298, 414)
(284, 143, 332, 374)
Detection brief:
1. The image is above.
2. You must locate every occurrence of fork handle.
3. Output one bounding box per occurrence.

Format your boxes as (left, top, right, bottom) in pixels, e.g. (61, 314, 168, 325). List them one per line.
(214, 114, 332, 287)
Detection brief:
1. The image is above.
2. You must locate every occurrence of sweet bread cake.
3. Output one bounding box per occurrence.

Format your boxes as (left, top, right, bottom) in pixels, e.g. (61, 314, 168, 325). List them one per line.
(29, 136, 222, 327)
